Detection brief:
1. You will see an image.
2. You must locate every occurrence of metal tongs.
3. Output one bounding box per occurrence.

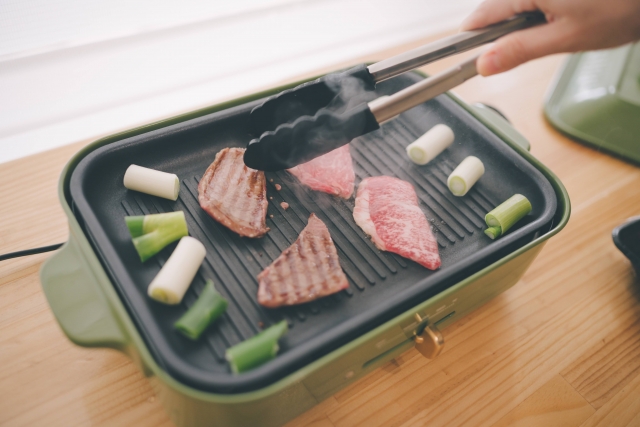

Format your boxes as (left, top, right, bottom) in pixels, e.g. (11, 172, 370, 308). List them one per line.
(244, 11, 546, 171)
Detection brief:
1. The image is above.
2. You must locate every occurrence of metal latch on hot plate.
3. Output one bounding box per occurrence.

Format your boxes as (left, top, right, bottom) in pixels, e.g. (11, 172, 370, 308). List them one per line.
(413, 313, 444, 359)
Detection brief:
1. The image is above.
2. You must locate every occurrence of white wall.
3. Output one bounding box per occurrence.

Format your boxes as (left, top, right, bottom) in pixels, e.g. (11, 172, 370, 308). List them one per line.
(0, 0, 480, 163)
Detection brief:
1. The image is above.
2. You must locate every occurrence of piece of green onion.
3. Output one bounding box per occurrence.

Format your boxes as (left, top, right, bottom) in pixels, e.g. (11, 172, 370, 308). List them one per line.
(447, 156, 485, 197)
(405, 124, 454, 165)
(225, 320, 288, 374)
(174, 280, 228, 340)
(147, 236, 206, 305)
(123, 164, 180, 201)
(484, 226, 502, 240)
(125, 211, 188, 262)
(484, 194, 532, 239)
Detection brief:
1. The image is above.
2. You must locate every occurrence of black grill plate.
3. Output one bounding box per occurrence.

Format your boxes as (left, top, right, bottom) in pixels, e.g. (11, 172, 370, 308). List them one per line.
(70, 72, 556, 393)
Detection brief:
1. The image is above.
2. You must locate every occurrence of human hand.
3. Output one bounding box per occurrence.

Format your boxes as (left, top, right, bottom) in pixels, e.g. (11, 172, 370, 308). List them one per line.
(461, 0, 640, 75)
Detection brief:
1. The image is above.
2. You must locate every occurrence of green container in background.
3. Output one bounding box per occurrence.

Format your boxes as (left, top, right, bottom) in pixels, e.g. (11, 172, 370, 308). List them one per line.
(40, 74, 570, 427)
(545, 42, 640, 164)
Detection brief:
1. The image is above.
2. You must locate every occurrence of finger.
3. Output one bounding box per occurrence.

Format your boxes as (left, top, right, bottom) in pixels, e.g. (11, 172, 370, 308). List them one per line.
(460, 0, 540, 31)
(476, 21, 575, 75)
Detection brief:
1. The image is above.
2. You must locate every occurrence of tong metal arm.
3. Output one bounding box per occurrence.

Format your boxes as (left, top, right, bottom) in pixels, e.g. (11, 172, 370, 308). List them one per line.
(370, 55, 479, 123)
(366, 11, 546, 123)
(367, 11, 545, 83)
(244, 11, 546, 171)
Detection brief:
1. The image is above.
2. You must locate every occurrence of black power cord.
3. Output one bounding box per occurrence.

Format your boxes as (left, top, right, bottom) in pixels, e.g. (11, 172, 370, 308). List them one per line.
(0, 243, 65, 262)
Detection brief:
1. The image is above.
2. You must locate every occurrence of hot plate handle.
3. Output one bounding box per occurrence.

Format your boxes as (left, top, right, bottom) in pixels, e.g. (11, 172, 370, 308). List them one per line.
(40, 238, 129, 351)
(472, 103, 531, 152)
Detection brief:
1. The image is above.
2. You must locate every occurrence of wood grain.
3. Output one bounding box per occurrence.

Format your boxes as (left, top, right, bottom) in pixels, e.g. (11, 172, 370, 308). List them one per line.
(561, 316, 640, 409)
(2, 32, 640, 427)
(579, 370, 640, 427)
(490, 375, 594, 427)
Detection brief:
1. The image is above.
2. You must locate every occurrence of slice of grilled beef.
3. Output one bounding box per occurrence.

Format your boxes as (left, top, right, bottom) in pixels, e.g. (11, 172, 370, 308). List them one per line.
(198, 147, 269, 238)
(353, 176, 441, 270)
(257, 214, 348, 307)
(287, 145, 355, 199)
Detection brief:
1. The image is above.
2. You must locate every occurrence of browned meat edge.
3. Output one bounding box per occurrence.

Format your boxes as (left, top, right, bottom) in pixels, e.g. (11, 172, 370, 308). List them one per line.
(198, 148, 269, 238)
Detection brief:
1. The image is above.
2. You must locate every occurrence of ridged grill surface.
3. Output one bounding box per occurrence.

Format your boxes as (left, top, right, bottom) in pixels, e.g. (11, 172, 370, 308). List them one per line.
(118, 113, 498, 363)
(71, 71, 556, 393)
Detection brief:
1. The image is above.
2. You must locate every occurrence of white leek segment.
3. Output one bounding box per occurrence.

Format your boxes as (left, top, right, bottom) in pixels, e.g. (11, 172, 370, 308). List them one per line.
(406, 124, 454, 165)
(123, 164, 180, 201)
(148, 236, 206, 305)
(447, 156, 485, 196)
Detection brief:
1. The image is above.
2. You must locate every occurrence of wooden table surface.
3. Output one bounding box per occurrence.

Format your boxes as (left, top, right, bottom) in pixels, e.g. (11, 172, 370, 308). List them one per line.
(2, 36, 640, 427)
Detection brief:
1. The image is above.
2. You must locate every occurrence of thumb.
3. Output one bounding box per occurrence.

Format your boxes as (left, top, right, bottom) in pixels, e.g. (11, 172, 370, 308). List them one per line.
(476, 22, 574, 75)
